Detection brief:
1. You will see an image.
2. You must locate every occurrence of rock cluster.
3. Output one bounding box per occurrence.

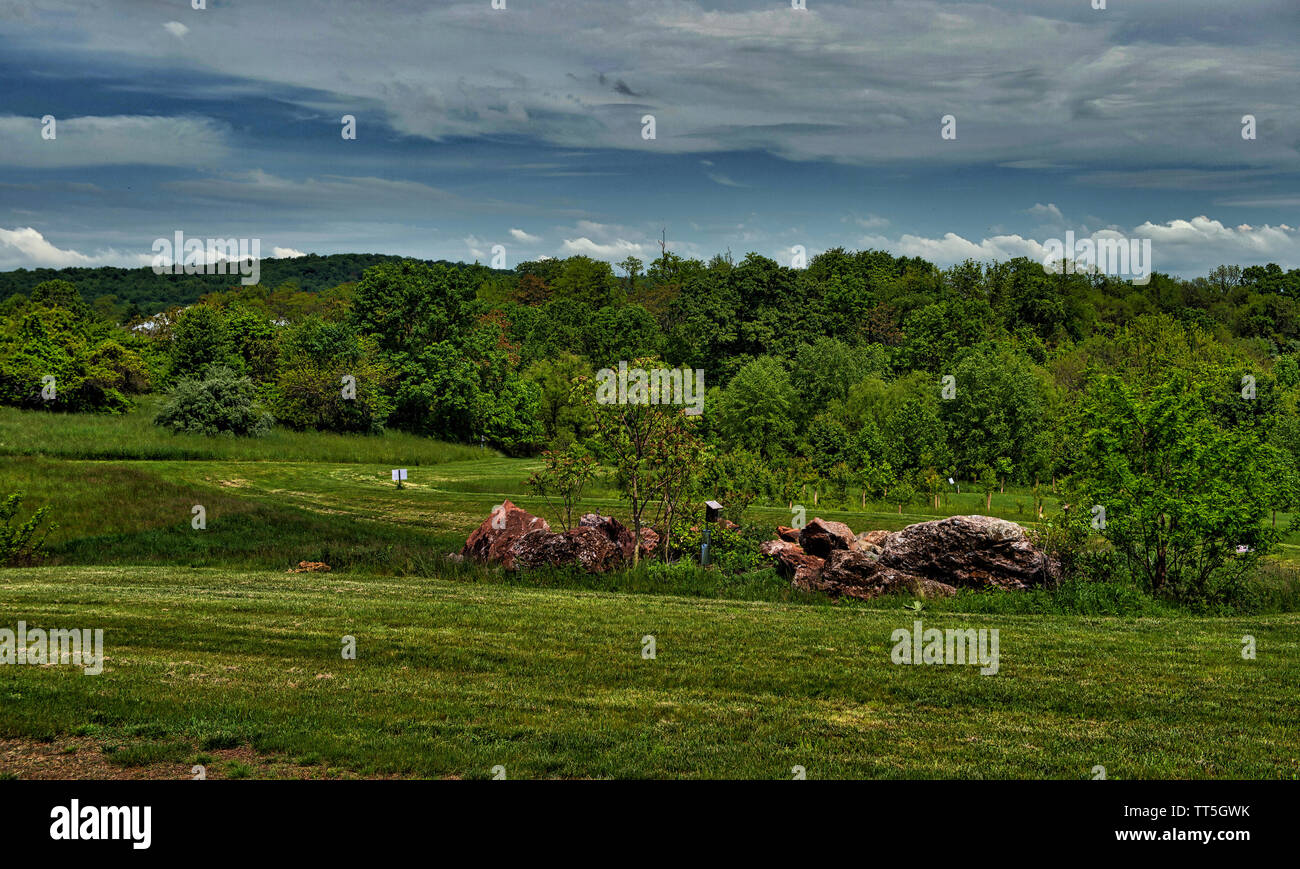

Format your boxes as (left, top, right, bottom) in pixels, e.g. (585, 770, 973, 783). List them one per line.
(759, 514, 1052, 600)
(460, 501, 658, 572)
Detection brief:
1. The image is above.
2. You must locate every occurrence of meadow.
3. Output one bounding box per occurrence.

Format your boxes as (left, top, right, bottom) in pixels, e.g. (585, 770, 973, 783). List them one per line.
(1, 404, 1298, 779)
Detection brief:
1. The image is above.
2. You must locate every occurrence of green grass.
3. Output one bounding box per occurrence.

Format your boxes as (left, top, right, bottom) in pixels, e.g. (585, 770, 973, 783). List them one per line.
(0, 565, 1295, 779)
(0, 400, 486, 465)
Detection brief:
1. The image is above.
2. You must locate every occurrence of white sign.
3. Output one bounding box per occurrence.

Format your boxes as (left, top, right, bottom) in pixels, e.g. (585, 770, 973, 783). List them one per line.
(391, 469, 407, 482)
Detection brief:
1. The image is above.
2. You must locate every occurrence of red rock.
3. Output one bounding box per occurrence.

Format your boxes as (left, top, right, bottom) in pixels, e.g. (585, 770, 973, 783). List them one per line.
(461, 500, 551, 569)
(776, 525, 801, 543)
(759, 539, 825, 585)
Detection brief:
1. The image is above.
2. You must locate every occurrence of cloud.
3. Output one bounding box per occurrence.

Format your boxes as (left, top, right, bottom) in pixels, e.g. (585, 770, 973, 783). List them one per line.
(162, 21, 188, 39)
(15, 0, 1295, 173)
(0, 226, 151, 269)
(1026, 203, 1064, 223)
(860, 231, 1047, 265)
(272, 246, 306, 258)
(0, 115, 229, 168)
(509, 228, 540, 243)
(707, 173, 747, 188)
(561, 236, 648, 258)
(860, 215, 1300, 276)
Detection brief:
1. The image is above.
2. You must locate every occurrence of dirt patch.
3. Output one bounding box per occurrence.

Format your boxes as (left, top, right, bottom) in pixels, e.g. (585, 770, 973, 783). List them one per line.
(0, 737, 398, 780)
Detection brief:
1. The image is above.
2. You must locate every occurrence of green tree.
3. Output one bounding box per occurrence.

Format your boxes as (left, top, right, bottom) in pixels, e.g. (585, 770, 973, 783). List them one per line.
(154, 366, 273, 437)
(1073, 375, 1276, 602)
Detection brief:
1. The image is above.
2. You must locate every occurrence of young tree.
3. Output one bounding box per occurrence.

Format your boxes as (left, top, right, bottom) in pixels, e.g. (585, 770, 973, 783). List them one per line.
(976, 465, 998, 512)
(888, 480, 916, 515)
(525, 444, 598, 531)
(582, 359, 701, 565)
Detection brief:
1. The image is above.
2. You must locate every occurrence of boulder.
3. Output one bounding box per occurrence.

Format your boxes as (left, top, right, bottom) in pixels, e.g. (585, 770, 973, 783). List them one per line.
(817, 549, 956, 600)
(578, 513, 658, 560)
(798, 518, 856, 558)
(877, 515, 1050, 590)
(508, 526, 624, 573)
(461, 500, 551, 569)
(775, 525, 801, 543)
(759, 539, 825, 586)
(462, 508, 660, 574)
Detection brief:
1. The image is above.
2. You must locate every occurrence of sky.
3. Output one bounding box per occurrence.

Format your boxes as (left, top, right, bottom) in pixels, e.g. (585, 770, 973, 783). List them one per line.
(1, 0, 1299, 279)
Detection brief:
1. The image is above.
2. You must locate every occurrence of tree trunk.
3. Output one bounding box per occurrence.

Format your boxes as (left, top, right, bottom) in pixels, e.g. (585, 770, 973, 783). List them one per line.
(985, 492, 992, 511)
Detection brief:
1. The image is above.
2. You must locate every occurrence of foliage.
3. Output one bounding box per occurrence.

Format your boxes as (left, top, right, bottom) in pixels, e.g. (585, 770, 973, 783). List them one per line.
(1072, 374, 1278, 605)
(153, 366, 273, 437)
(0, 492, 56, 566)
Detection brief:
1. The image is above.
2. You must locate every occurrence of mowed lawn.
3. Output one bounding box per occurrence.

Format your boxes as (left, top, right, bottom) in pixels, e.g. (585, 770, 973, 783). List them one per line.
(1, 566, 1296, 779)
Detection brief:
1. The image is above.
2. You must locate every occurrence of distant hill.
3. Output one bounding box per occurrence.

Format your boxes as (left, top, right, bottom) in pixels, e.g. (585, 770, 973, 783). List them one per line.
(0, 253, 486, 315)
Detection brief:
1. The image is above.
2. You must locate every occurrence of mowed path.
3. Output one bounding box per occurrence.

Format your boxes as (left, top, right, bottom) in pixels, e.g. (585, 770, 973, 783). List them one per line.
(0, 566, 1295, 779)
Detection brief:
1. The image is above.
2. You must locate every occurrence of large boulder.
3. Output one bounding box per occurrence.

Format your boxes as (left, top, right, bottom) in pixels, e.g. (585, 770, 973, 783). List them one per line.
(798, 518, 856, 558)
(775, 525, 801, 543)
(508, 526, 624, 573)
(877, 515, 1050, 590)
(461, 500, 551, 569)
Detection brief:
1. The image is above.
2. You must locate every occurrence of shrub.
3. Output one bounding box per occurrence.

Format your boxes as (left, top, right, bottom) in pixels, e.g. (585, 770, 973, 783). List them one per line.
(667, 518, 763, 573)
(1, 492, 56, 566)
(154, 366, 273, 437)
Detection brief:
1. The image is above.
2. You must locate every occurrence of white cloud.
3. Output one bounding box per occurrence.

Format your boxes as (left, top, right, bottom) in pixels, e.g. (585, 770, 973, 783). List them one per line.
(509, 227, 540, 243)
(561, 237, 648, 259)
(0, 226, 151, 269)
(162, 21, 188, 39)
(860, 215, 1300, 276)
(272, 246, 306, 258)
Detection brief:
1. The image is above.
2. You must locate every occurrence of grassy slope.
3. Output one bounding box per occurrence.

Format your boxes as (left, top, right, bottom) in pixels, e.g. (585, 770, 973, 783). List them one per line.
(0, 566, 1295, 779)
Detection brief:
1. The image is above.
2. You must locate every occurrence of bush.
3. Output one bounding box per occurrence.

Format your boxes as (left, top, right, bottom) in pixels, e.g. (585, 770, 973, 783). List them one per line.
(154, 366, 273, 437)
(667, 518, 763, 573)
(1, 492, 56, 566)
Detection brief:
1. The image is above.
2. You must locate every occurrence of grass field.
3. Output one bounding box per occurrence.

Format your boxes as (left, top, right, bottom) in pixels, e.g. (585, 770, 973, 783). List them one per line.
(1, 565, 1296, 779)
(2, 404, 1298, 779)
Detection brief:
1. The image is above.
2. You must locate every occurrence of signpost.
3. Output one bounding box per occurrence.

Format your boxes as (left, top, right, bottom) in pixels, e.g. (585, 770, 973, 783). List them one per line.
(391, 469, 408, 489)
(702, 500, 723, 567)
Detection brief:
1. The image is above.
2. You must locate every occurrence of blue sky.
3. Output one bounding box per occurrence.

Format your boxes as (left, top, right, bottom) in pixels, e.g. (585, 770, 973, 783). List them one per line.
(2, 0, 1299, 278)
